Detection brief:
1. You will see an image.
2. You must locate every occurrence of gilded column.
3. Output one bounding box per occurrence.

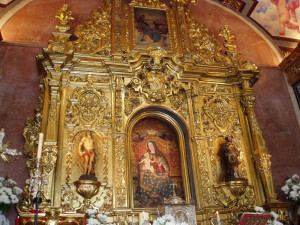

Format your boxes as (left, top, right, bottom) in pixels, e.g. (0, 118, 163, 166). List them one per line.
(112, 76, 127, 208)
(240, 73, 277, 203)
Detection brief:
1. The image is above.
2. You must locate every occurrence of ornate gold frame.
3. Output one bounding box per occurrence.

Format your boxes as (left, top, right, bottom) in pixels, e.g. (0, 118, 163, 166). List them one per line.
(130, 6, 175, 53)
(126, 110, 192, 209)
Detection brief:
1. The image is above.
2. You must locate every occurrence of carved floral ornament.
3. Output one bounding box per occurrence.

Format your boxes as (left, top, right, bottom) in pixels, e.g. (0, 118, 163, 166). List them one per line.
(127, 48, 181, 103)
(65, 81, 111, 128)
(202, 94, 237, 133)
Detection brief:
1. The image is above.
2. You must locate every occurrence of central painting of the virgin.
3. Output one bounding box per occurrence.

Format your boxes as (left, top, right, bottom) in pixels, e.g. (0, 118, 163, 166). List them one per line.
(131, 118, 183, 207)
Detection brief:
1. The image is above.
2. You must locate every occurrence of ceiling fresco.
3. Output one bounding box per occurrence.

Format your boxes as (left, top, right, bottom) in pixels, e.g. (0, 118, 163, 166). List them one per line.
(250, 0, 300, 41)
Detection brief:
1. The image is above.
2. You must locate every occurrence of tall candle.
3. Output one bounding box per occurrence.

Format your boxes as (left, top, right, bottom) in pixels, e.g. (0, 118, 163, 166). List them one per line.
(139, 212, 149, 225)
(37, 133, 44, 160)
(132, 214, 136, 225)
(216, 211, 221, 225)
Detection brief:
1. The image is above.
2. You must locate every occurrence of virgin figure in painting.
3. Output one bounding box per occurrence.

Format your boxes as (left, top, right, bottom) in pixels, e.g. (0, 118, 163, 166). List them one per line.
(135, 140, 174, 207)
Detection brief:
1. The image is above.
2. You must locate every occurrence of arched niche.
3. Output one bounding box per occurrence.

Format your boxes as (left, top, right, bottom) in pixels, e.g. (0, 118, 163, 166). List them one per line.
(126, 107, 196, 209)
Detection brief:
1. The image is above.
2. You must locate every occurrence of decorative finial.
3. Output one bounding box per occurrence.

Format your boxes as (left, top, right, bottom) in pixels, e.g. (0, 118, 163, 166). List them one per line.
(219, 25, 236, 51)
(54, 4, 74, 33)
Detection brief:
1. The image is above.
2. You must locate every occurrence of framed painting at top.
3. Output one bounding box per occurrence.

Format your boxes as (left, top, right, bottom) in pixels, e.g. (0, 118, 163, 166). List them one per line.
(250, 0, 300, 40)
(133, 7, 171, 51)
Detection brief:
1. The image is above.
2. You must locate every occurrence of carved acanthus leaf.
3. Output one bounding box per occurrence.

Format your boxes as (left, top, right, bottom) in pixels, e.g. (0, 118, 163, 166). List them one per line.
(184, 10, 242, 67)
(185, 10, 226, 65)
(23, 82, 44, 157)
(70, 0, 111, 54)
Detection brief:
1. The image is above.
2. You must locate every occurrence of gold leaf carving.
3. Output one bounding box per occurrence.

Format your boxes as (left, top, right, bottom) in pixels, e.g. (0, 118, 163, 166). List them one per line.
(192, 98, 202, 135)
(71, 1, 111, 54)
(169, 89, 189, 120)
(198, 84, 231, 94)
(114, 135, 127, 207)
(102, 135, 110, 184)
(61, 185, 75, 212)
(125, 87, 142, 116)
(65, 143, 73, 184)
(195, 137, 213, 204)
(214, 182, 255, 222)
(42, 146, 58, 173)
(254, 152, 272, 175)
(47, 4, 74, 53)
(185, 10, 226, 65)
(219, 25, 240, 66)
(48, 33, 73, 54)
(101, 187, 113, 210)
(241, 95, 262, 134)
(65, 82, 111, 128)
(69, 75, 110, 83)
(112, 1, 127, 53)
(127, 48, 181, 103)
(116, 89, 123, 132)
(54, 4, 74, 33)
(131, 0, 168, 8)
(202, 94, 235, 133)
(23, 82, 44, 157)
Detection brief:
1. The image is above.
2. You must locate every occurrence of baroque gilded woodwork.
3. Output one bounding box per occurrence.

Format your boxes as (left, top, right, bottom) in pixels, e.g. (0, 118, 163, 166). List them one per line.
(202, 93, 236, 133)
(65, 81, 111, 128)
(18, 1, 286, 224)
(71, 0, 111, 54)
(114, 134, 127, 208)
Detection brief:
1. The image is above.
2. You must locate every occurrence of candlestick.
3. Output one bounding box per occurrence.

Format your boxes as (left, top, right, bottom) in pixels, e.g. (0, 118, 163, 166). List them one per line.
(37, 133, 44, 161)
(216, 211, 221, 225)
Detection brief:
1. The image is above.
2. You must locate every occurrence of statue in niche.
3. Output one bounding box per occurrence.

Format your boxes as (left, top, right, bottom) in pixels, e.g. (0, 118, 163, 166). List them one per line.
(218, 135, 246, 182)
(77, 130, 97, 180)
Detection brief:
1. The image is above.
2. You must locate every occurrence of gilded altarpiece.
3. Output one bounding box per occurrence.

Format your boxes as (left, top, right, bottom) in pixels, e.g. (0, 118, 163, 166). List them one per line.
(18, 0, 290, 224)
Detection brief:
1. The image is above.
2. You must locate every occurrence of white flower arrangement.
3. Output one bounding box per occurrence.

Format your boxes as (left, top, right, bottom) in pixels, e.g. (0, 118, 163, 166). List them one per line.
(0, 177, 23, 213)
(0, 128, 22, 163)
(153, 214, 188, 225)
(86, 209, 112, 225)
(281, 174, 300, 205)
(253, 206, 283, 225)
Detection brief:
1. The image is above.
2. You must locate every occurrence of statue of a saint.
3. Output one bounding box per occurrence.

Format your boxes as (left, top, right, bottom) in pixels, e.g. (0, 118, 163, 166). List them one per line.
(77, 131, 96, 179)
(218, 135, 246, 182)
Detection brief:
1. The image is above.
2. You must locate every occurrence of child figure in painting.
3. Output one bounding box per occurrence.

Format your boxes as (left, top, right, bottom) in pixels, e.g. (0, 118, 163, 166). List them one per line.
(139, 152, 155, 173)
(271, 0, 300, 35)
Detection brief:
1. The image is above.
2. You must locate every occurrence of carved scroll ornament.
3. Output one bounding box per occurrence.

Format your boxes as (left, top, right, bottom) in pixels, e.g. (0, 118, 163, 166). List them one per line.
(65, 82, 111, 128)
(202, 94, 236, 133)
(71, 0, 111, 54)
